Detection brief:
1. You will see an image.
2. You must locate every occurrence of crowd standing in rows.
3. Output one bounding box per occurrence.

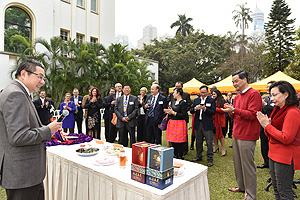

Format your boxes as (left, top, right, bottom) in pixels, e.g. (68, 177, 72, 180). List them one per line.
(29, 63, 300, 200)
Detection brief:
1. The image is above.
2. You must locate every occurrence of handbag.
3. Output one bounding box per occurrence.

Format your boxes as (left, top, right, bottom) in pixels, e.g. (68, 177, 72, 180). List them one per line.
(159, 114, 169, 131)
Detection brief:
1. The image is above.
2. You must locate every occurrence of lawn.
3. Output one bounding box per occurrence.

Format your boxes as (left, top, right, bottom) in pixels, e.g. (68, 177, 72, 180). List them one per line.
(1, 118, 300, 199)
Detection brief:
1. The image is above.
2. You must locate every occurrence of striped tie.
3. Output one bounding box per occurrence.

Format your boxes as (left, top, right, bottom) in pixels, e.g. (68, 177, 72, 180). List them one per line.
(124, 96, 128, 116)
(148, 96, 155, 117)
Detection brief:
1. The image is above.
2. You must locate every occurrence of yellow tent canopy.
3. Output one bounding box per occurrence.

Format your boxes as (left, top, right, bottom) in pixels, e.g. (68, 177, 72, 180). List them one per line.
(208, 75, 235, 94)
(168, 78, 205, 94)
(250, 71, 300, 92)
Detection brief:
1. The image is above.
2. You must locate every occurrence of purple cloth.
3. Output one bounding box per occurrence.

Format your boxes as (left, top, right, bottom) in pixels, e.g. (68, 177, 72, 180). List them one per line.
(46, 132, 93, 146)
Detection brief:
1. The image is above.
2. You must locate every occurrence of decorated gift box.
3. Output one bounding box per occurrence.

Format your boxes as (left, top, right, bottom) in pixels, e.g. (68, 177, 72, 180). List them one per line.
(131, 163, 146, 183)
(147, 145, 174, 171)
(145, 167, 174, 190)
(132, 142, 157, 167)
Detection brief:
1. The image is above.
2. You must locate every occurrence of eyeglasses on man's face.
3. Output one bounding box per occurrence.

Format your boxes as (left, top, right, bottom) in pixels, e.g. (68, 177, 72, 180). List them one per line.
(26, 70, 47, 82)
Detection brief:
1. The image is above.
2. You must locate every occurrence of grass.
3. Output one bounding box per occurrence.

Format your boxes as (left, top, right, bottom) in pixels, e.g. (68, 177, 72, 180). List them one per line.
(1, 117, 299, 199)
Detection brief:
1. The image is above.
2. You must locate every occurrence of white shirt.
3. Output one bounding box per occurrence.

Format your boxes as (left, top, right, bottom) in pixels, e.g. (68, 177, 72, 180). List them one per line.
(150, 93, 159, 109)
(116, 92, 122, 99)
(139, 96, 145, 115)
(240, 86, 251, 94)
(199, 96, 207, 120)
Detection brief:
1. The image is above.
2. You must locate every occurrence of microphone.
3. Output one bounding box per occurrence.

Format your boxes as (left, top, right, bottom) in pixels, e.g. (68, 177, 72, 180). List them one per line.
(57, 110, 69, 122)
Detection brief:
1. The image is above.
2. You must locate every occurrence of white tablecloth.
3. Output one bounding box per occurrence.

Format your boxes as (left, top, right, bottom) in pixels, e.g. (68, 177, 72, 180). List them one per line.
(44, 140, 210, 200)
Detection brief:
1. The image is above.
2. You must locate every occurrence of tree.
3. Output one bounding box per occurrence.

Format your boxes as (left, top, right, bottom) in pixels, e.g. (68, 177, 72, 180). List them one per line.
(170, 14, 193, 36)
(232, 3, 253, 50)
(264, 0, 295, 76)
(285, 27, 300, 80)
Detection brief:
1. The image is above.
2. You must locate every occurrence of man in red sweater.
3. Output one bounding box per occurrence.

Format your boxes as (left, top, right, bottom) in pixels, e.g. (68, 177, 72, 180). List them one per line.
(223, 70, 262, 200)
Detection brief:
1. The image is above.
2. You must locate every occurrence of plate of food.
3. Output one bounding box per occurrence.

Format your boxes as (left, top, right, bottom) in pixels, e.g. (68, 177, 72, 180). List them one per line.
(173, 160, 185, 177)
(76, 147, 99, 156)
(93, 157, 116, 166)
(105, 147, 124, 156)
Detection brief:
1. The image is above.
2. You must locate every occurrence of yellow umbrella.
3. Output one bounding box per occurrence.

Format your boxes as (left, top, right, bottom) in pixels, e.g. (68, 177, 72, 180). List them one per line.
(250, 71, 300, 92)
(168, 78, 206, 94)
(208, 75, 235, 94)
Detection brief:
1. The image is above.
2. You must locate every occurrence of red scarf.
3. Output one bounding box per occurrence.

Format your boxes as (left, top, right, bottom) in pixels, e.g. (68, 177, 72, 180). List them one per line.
(269, 105, 300, 145)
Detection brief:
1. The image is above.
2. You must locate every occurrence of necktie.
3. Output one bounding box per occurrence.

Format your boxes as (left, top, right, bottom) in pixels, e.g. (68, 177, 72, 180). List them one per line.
(124, 96, 128, 116)
(148, 96, 155, 117)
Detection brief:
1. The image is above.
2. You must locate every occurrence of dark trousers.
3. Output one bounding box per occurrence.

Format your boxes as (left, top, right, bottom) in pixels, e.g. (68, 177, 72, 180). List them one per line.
(104, 118, 110, 141)
(269, 159, 294, 200)
(74, 114, 83, 133)
(172, 142, 184, 158)
(137, 115, 147, 142)
(224, 113, 233, 138)
(6, 182, 44, 200)
(146, 117, 162, 144)
(108, 122, 117, 143)
(260, 126, 269, 165)
(119, 123, 136, 147)
(195, 122, 213, 162)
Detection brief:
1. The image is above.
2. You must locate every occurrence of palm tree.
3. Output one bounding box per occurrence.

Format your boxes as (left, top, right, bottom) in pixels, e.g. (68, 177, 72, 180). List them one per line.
(170, 14, 193, 36)
(232, 3, 253, 48)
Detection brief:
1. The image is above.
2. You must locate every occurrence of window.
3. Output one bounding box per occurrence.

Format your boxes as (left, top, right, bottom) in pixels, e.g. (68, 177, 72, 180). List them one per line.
(4, 7, 32, 53)
(76, 33, 85, 44)
(77, 0, 84, 7)
(90, 37, 98, 44)
(60, 29, 69, 41)
(91, 0, 97, 12)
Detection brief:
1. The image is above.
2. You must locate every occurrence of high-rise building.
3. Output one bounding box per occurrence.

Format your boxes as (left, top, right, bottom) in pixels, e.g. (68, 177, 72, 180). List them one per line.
(137, 25, 157, 49)
(252, 6, 264, 33)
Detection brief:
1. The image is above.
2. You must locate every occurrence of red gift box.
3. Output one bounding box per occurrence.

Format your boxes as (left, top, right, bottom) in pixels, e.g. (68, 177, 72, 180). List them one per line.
(132, 142, 156, 167)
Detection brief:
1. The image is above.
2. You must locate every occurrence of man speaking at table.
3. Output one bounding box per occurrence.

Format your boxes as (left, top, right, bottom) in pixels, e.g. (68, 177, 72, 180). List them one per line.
(0, 60, 62, 200)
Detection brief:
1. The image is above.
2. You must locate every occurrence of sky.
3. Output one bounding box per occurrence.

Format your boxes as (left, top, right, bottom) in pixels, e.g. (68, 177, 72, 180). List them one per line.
(115, 0, 300, 47)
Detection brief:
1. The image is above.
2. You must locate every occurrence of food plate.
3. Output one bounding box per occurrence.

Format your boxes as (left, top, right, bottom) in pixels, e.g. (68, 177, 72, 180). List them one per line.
(93, 157, 116, 166)
(76, 147, 99, 156)
(105, 147, 124, 156)
(174, 166, 185, 177)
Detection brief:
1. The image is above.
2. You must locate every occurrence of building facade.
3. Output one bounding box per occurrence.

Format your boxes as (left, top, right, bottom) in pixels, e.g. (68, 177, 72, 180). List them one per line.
(0, 0, 115, 90)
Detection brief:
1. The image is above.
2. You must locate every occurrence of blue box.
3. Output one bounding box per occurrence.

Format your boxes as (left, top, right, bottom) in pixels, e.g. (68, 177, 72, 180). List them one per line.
(146, 170, 173, 190)
(147, 145, 174, 171)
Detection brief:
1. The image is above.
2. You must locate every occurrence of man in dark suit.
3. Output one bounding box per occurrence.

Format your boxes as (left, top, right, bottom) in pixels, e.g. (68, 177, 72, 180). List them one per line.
(257, 81, 275, 169)
(0, 60, 61, 200)
(167, 81, 191, 152)
(190, 85, 216, 167)
(144, 84, 167, 144)
(224, 92, 234, 138)
(70, 88, 84, 133)
(33, 90, 52, 125)
(106, 83, 122, 143)
(103, 87, 115, 142)
(114, 84, 138, 147)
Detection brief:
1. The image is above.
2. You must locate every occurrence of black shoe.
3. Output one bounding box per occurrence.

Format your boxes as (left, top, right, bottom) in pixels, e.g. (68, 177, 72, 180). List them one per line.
(191, 157, 202, 162)
(213, 147, 219, 153)
(257, 163, 269, 168)
(190, 145, 194, 150)
(229, 145, 233, 148)
(208, 161, 214, 167)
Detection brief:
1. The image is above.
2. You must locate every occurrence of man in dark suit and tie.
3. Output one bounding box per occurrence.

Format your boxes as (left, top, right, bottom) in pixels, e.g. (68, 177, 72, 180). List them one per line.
(114, 84, 138, 147)
(257, 81, 275, 169)
(167, 81, 191, 152)
(106, 83, 122, 142)
(33, 90, 52, 125)
(144, 84, 167, 144)
(103, 87, 115, 142)
(224, 92, 234, 138)
(0, 60, 62, 200)
(70, 88, 84, 133)
(190, 85, 216, 167)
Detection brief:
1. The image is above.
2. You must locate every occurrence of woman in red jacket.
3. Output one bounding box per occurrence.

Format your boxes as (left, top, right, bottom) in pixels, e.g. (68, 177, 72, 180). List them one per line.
(212, 90, 226, 156)
(257, 81, 300, 200)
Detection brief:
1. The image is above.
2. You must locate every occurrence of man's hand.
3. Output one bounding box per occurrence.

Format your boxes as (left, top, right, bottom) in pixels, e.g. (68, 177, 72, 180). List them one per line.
(111, 100, 116, 105)
(222, 103, 234, 113)
(47, 121, 63, 135)
(121, 117, 128, 122)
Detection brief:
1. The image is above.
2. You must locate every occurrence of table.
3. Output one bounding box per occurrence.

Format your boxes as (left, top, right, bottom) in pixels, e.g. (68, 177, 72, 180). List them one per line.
(44, 140, 210, 200)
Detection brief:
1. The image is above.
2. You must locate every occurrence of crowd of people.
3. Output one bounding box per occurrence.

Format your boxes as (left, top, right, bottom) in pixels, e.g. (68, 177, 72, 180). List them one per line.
(2, 60, 300, 200)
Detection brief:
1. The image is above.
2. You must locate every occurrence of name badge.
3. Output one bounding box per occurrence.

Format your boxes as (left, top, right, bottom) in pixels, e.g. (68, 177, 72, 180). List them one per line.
(129, 102, 134, 105)
(184, 100, 186, 102)
(206, 103, 211, 107)
(159, 101, 163, 104)
(79, 101, 82, 103)
(270, 103, 275, 107)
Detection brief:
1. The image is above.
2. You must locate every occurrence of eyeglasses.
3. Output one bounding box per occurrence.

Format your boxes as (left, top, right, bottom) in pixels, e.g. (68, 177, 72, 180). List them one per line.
(270, 92, 280, 97)
(26, 70, 47, 82)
